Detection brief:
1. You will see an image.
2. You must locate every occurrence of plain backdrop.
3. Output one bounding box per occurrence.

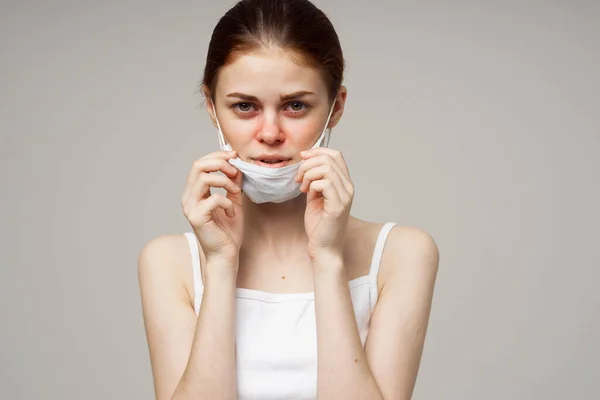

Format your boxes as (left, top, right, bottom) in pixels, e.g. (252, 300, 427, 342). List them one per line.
(1, 0, 599, 399)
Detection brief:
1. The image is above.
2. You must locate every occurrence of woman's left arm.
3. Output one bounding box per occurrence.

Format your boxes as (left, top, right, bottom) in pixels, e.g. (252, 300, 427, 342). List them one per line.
(296, 148, 439, 399)
(311, 228, 439, 400)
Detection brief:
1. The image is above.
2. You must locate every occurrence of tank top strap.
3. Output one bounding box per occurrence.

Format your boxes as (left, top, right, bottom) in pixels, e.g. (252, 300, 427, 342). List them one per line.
(368, 222, 397, 279)
(183, 232, 203, 314)
(368, 222, 397, 309)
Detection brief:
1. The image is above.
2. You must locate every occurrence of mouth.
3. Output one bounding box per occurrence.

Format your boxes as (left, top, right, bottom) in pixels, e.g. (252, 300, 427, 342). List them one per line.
(252, 154, 291, 168)
(253, 159, 291, 168)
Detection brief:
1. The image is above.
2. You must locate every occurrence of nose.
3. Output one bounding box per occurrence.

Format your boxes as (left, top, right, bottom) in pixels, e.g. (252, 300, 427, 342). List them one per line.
(256, 112, 284, 145)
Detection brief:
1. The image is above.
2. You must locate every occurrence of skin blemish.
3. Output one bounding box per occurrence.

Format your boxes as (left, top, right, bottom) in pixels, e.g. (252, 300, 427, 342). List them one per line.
(282, 276, 286, 279)
(354, 359, 358, 363)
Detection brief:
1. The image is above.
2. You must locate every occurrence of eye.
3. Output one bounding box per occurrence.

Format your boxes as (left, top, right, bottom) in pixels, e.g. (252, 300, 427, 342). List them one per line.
(234, 102, 255, 113)
(285, 101, 308, 114)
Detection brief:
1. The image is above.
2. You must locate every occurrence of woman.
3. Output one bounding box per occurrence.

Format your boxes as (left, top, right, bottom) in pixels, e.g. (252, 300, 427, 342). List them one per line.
(138, 0, 439, 399)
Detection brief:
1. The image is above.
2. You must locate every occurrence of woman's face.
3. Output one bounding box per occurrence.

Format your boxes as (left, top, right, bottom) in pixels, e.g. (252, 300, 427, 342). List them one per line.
(208, 46, 346, 167)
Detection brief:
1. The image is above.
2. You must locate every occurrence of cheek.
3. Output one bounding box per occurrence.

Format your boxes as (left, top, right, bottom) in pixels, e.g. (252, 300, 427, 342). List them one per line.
(282, 119, 323, 146)
(221, 118, 261, 145)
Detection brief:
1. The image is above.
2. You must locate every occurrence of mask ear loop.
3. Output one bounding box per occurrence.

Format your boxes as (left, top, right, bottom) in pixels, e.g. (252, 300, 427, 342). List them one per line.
(210, 99, 229, 150)
(216, 118, 228, 150)
(324, 128, 331, 148)
(322, 100, 336, 148)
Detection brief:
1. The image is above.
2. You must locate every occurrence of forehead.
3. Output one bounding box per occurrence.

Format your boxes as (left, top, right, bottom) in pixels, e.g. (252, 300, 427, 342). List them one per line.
(215, 47, 328, 99)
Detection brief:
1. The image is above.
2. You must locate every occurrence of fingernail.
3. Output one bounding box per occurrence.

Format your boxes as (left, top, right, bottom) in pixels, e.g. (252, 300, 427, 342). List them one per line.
(300, 150, 307, 156)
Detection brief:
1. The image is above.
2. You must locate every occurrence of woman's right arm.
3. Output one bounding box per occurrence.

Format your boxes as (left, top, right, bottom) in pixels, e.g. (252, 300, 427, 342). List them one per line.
(138, 239, 239, 400)
(139, 150, 244, 400)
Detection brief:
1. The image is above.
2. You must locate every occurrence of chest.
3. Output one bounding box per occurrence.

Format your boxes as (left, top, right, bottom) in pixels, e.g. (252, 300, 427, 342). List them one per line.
(235, 255, 315, 294)
(234, 248, 374, 295)
(224, 282, 375, 400)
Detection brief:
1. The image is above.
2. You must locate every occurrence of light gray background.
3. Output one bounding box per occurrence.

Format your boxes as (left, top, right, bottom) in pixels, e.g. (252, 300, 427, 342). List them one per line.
(1, 0, 598, 399)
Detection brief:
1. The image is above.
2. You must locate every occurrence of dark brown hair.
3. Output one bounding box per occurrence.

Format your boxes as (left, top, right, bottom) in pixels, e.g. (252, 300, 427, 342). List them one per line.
(202, 0, 345, 103)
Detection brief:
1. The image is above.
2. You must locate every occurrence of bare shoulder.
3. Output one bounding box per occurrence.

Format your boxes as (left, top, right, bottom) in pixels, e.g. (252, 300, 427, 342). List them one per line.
(347, 217, 439, 289)
(383, 225, 440, 284)
(137, 234, 195, 307)
(388, 225, 439, 256)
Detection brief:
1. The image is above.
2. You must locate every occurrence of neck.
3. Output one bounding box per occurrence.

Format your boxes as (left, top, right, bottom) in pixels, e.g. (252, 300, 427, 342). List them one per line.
(240, 193, 309, 262)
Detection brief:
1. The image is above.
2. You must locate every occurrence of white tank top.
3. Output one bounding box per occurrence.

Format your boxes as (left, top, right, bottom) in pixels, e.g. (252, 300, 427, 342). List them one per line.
(183, 222, 396, 400)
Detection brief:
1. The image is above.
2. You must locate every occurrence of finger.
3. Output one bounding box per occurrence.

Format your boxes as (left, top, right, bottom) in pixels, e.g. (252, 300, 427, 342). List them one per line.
(295, 155, 332, 182)
(201, 193, 236, 219)
(294, 156, 318, 183)
(307, 179, 343, 212)
(190, 193, 235, 224)
(300, 164, 349, 203)
(297, 156, 352, 198)
(185, 152, 239, 190)
(199, 150, 238, 161)
(301, 148, 351, 180)
(183, 154, 239, 202)
(186, 172, 241, 207)
(229, 166, 244, 204)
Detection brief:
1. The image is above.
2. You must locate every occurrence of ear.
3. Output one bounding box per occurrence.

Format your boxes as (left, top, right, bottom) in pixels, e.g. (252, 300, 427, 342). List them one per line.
(327, 85, 348, 129)
(202, 85, 219, 129)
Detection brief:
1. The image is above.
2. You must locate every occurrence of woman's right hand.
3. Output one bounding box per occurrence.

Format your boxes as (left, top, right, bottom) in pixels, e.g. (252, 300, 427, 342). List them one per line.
(181, 150, 244, 264)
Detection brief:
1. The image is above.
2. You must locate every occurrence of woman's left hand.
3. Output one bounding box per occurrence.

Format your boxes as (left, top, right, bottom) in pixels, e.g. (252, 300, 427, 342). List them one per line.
(295, 148, 355, 261)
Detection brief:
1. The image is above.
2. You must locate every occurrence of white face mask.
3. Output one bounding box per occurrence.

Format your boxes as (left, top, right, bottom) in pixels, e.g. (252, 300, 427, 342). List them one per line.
(212, 100, 336, 204)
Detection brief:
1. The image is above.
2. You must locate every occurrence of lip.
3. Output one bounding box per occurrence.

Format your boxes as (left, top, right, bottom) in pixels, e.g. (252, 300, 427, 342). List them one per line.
(252, 154, 292, 168)
(253, 159, 291, 168)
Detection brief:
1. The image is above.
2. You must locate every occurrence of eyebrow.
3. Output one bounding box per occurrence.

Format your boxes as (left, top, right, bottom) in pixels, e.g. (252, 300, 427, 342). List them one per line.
(226, 91, 316, 102)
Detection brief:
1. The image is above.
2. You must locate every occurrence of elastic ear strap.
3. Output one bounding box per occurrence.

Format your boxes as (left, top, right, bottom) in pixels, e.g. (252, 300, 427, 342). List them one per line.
(211, 100, 228, 149)
(216, 118, 227, 149)
(325, 100, 335, 128)
(322, 100, 336, 147)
